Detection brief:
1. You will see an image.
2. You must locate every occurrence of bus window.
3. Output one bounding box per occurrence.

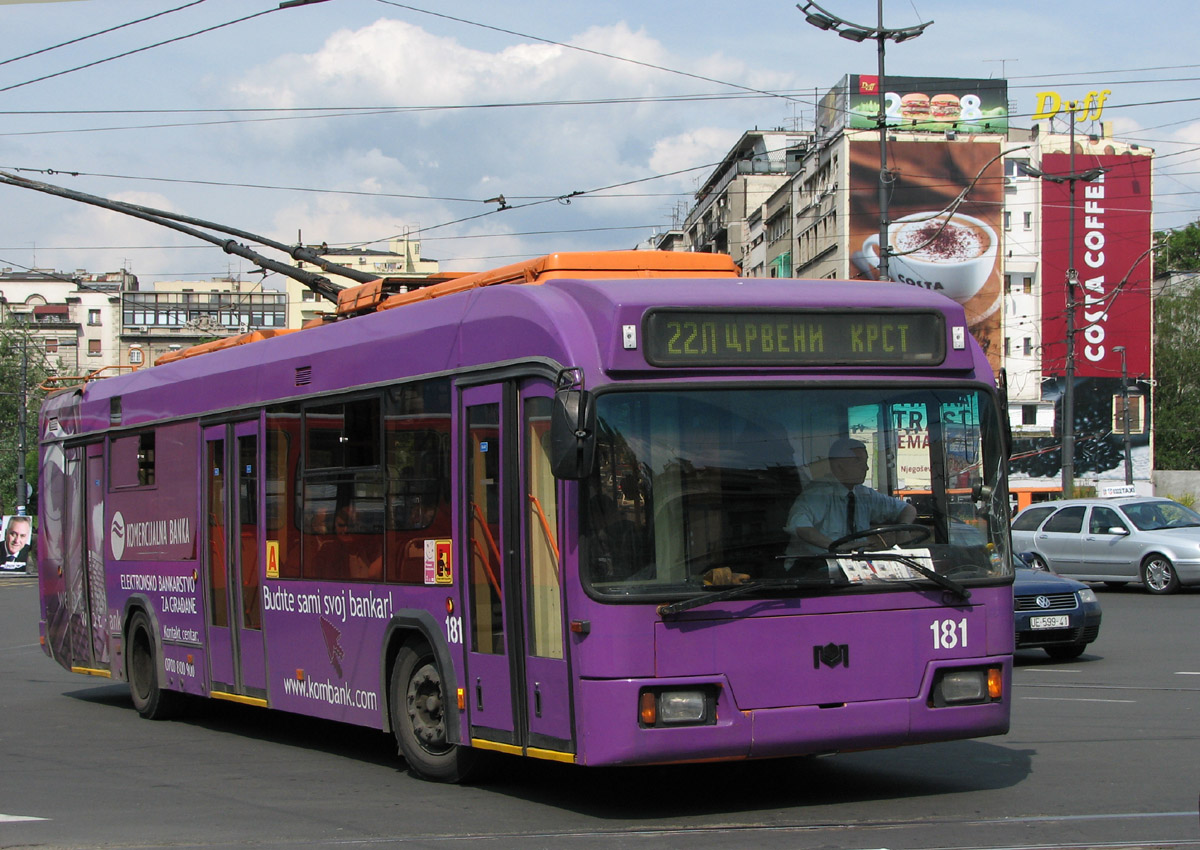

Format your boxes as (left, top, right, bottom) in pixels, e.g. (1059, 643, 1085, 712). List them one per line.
(582, 387, 1008, 596)
(467, 403, 503, 654)
(525, 396, 561, 660)
(385, 378, 451, 584)
(265, 405, 301, 578)
(206, 438, 228, 627)
(306, 397, 381, 469)
(302, 395, 384, 581)
(239, 433, 261, 629)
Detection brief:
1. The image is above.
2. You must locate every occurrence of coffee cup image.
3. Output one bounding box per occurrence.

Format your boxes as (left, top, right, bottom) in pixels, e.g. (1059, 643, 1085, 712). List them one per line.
(858, 211, 998, 305)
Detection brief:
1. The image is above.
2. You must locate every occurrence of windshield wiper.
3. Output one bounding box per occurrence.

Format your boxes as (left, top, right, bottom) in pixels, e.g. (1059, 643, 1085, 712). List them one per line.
(657, 577, 837, 617)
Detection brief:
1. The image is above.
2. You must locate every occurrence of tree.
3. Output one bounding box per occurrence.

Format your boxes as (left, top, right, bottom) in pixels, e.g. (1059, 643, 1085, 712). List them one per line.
(0, 320, 50, 516)
(1153, 279, 1200, 469)
(1156, 220, 1200, 273)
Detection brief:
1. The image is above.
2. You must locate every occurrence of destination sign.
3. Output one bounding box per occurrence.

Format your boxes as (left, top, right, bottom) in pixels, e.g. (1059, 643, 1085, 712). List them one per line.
(643, 309, 945, 366)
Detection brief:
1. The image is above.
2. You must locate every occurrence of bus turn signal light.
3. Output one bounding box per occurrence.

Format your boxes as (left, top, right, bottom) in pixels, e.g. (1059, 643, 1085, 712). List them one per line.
(639, 691, 656, 726)
(988, 667, 1003, 699)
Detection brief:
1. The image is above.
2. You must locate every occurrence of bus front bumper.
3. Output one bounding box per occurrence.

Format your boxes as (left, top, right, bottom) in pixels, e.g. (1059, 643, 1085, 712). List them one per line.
(574, 660, 1010, 767)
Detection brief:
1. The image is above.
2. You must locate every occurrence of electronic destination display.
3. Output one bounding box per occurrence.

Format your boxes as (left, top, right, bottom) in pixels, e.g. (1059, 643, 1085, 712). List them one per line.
(643, 309, 946, 366)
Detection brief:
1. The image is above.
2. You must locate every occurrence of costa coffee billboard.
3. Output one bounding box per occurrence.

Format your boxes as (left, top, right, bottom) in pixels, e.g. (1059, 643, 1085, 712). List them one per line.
(1040, 153, 1153, 378)
(848, 138, 1005, 373)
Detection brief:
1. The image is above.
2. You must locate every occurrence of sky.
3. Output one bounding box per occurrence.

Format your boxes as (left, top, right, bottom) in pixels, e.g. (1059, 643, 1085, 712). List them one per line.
(0, 0, 1197, 288)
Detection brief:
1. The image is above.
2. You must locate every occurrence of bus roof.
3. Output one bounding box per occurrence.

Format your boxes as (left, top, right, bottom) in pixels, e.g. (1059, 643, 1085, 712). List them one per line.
(155, 251, 740, 366)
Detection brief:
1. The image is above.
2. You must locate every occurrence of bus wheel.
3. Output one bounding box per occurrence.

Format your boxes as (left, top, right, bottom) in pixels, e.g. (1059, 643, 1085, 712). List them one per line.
(126, 611, 181, 720)
(390, 641, 478, 782)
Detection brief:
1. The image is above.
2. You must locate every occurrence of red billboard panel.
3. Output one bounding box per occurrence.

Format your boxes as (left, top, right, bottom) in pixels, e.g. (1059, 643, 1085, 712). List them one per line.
(849, 139, 1004, 372)
(1040, 153, 1152, 378)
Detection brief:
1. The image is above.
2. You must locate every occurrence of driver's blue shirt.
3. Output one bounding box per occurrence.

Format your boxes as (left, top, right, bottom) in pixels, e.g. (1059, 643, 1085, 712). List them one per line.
(784, 481, 911, 561)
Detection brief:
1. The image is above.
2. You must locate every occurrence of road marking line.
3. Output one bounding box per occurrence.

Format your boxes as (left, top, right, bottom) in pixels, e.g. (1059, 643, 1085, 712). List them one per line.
(0, 814, 47, 822)
(1175, 671, 1200, 675)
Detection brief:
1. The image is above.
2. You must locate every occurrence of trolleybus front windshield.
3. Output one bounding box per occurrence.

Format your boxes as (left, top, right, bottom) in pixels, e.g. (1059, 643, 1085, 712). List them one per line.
(582, 386, 1010, 599)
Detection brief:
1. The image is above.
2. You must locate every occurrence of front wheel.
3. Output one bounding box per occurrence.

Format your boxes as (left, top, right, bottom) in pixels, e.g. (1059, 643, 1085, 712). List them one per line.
(390, 641, 478, 782)
(1025, 553, 1049, 572)
(1141, 555, 1181, 595)
(126, 611, 182, 720)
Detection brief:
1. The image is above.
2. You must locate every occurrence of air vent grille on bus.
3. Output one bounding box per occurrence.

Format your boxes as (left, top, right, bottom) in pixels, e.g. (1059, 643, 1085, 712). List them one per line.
(295, 366, 312, 386)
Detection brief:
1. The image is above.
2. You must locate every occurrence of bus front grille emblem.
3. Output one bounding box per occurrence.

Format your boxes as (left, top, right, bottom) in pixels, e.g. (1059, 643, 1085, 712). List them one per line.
(814, 642, 849, 669)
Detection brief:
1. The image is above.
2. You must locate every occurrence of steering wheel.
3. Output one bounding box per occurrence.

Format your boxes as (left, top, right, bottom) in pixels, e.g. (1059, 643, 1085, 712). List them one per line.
(827, 523, 932, 553)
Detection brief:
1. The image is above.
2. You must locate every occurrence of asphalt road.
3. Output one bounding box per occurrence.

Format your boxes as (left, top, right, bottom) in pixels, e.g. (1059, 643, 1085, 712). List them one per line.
(1, 575, 1197, 850)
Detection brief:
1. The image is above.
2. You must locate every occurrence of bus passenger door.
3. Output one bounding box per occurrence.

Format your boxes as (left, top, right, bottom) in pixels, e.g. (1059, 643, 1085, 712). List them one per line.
(460, 381, 572, 758)
(519, 385, 572, 755)
(461, 386, 515, 742)
(204, 421, 267, 701)
(83, 444, 110, 667)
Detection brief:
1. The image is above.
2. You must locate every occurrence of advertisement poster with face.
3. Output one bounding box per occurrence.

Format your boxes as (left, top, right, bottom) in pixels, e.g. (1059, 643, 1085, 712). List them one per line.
(849, 139, 1004, 373)
(2, 514, 32, 573)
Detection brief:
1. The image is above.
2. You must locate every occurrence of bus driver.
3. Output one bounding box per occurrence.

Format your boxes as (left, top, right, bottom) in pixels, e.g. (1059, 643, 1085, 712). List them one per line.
(783, 437, 917, 564)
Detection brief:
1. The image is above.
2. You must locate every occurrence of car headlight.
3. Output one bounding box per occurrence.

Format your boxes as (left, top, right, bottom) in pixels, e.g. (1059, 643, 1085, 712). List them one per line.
(1078, 588, 1098, 603)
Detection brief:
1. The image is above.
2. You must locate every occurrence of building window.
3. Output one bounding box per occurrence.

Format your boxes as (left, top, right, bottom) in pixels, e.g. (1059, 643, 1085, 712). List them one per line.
(87, 339, 102, 356)
(1004, 337, 1011, 356)
(88, 309, 101, 325)
(45, 338, 59, 353)
(1023, 338, 1032, 356)
(1003, 211, 1012, 231)
(1004, 274, 1012, 294)
(1022, 405, 1037, 425)
(1023, 276, 1033, 294)
(302, 291, 316, 302)
(1023, 211, 1033, 230)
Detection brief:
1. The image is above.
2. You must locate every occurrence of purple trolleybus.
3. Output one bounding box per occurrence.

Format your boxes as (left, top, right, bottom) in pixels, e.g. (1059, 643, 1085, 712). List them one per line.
(37, 250, 1014, 781)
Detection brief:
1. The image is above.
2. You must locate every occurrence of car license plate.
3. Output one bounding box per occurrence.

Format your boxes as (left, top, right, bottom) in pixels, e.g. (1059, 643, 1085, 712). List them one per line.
(1030, 615, 1070, 630)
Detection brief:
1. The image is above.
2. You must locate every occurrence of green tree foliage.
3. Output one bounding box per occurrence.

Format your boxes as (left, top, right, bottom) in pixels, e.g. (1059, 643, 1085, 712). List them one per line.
(1153, 279, 1200, 469)
(1156, 221, 1200, 273)
(0, 321, 49, 515)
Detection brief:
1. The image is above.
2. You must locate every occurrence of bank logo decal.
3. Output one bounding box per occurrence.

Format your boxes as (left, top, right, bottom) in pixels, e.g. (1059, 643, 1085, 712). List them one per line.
(110, 511, 126, 560)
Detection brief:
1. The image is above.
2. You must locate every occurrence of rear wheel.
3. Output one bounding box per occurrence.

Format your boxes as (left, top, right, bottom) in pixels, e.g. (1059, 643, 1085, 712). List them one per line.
(126, 611, 182, 720)
(390, 640, 478, 782)
(1141, 555, 1180, 595)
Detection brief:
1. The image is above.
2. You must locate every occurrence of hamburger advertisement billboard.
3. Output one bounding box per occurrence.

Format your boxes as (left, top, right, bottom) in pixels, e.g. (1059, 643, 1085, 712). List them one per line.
(820, 75, 1009, 137)
(848, 138, 1005, 373)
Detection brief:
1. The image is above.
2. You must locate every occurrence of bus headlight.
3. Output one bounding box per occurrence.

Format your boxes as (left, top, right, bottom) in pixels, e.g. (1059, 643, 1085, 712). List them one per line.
(638, 688, 713, 727)
(930, 666, 1002, 707)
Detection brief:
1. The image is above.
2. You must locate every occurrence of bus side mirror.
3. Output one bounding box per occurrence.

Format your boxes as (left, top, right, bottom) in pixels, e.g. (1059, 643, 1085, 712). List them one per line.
(550, 388, 596, 480)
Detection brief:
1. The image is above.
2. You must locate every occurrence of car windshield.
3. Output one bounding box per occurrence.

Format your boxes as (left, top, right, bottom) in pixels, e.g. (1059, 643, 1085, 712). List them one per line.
(580, 386, 1011, 600)
(1121, 500, 1200, 531)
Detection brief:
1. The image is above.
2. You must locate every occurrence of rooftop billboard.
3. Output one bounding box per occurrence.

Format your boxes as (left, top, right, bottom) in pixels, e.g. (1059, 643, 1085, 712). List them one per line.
(819, 76, 1009, 138)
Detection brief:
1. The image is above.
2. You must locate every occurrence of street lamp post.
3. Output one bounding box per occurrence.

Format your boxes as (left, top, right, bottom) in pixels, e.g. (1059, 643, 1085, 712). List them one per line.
(1113, 345, 1134, 486)
(798, 1, 932, 283)
(15, 317, 28, 516)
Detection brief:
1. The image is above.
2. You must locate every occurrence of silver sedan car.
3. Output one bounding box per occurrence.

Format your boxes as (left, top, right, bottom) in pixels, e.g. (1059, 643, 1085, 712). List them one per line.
(1010, 497, 1200, 595)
